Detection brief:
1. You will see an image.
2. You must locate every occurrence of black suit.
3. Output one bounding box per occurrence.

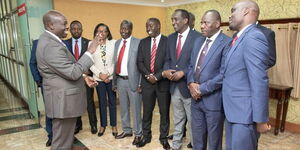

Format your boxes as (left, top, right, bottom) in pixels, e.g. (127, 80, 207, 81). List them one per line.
(137, 35, 171, 142)
(64, 37, 97, 129)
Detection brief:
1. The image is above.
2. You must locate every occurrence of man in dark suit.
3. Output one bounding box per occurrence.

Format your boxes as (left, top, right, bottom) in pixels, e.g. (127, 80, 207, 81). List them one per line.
(113, 20, 142, 145)
(64, 20, 97, 134)
(223, 1, 271, 150)
(29, 39, 53, 147)
(136, 18, 171, 149)
(36, 10, 99, 150)
(163, 9, 203, 150)
(187, 10, 231, 150)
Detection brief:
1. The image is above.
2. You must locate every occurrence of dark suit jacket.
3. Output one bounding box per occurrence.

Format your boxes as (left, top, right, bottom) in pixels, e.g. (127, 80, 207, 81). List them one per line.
(187, 32, 231, 111)
(163, 29, 203, 98)
(64, 37, 90, 58)
(29, 40, 42, 84)
(137, 35, 170, 91)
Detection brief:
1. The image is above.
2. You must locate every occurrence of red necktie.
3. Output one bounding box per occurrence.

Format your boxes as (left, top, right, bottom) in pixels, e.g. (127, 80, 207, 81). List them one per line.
(231, 36, 238, 47)
(150, 38, 157, 73)
(176, 34, 183, 59)
(74, 40, 79, 61)
(116, 40, 127, 75)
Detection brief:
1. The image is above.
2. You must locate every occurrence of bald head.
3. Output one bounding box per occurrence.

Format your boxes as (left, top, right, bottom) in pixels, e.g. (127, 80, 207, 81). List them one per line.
(43, 10, 68, 38)
(229, 0, 260, 31)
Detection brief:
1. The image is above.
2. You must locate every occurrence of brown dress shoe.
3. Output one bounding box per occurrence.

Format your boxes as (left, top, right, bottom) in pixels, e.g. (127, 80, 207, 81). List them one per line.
(115, 132, 133, 139)
(132, 136, 142, 145)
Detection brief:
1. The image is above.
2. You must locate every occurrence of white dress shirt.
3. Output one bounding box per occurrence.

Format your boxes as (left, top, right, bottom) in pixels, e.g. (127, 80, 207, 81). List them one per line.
(117, 36, 132, 76)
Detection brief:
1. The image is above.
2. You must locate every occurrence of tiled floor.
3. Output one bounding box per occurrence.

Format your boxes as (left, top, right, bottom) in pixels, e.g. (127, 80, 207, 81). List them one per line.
(1, 80, 300, 150)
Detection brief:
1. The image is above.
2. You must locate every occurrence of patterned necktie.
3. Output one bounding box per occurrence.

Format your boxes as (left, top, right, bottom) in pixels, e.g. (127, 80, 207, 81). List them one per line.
(74, 40, 79, 61)
(176, 34, 183, 59)
(150, 38, 157, 73)
(115, 40, 127, 75)
(194, 39, 212, 82)
(231, 36, 238, 47)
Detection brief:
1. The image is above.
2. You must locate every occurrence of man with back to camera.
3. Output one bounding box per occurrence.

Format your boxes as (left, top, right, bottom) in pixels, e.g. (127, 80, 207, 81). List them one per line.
(223, 1, 271, 149)
(162, 9, 203, 150)
(136, 18, 171, 149)
(113, 20, 142, 146)
(187, 10, 231, 150)
(64, 20, 97, 134)
(36, 10, 99, 150)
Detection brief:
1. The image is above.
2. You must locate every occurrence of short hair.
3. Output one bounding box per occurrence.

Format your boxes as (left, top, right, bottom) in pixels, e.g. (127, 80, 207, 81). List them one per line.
(43, 10, 64, 29)
(174, 9, 190, 22)
(147, 17, 161, 26)
(93, 23, 113, 40)
(120, 20, 133, 30)
(70, 20, 82, 27)
(204, 9, 222, 22)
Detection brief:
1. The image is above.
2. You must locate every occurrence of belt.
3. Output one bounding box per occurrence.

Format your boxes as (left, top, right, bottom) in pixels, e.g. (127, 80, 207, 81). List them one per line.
(117, 75, 129, 80)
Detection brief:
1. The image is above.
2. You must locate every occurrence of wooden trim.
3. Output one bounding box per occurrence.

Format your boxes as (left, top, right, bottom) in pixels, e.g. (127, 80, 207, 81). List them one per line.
(221, 18, 300, 26)
(269, 117, 300, 134)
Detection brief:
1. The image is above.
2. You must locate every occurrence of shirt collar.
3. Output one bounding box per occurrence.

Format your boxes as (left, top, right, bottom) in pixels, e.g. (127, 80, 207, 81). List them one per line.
(72, 37, 82, 42)
(178, 26, 190, 37)
(206, 29, 221, 42)
(237, 24, 252, 38)
(152, 34, 161, 41)
(45, 30, 63, 43)
(122, 36, 132, 42)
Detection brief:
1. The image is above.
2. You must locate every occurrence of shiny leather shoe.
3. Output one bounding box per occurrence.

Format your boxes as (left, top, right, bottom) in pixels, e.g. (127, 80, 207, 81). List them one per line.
(160, 140, 170, 149)
(97, 127, 106, 137)
(187, 142, 193, 148)
(136, 137, 151, 147)
(115, 132, 133, 139)
(112, 126, 118, 137)
(132, 136, 142, 145)
(74, 126, 82, 134)
(167, 134, 173, 140)
(91, 126, 97, 134)
(45, 138, 52, 147)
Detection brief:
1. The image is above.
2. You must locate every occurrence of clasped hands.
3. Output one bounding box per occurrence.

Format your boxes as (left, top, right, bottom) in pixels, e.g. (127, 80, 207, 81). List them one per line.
(163, 69, 184, 81)
(188, 82, 201, 100)
(84, 76, 98, 88)
(146, 74, 157, 84)
(99, 73, 110, 83)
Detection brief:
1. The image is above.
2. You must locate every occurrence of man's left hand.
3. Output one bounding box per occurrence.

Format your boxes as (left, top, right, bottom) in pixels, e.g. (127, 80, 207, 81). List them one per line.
(256, 122, 271, 133)
(171, 71, 184, 81)
(147, 74, 157, 84)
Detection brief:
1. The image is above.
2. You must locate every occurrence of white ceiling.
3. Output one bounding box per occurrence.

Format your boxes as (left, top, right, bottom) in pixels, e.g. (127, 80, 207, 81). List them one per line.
(81, 0, 207, 7)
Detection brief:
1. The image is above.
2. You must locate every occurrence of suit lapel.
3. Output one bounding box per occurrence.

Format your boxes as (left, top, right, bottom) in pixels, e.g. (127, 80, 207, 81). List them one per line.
(224, 25, 254, 70)
(200, 33, 223, 72)
(80, 38, 87, 56)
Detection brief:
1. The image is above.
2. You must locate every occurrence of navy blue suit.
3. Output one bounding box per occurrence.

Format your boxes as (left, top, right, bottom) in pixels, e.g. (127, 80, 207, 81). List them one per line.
(29, 39, 53, 140)
(163, 28, 202, 149)
(64, 37, 96, 129)
(223, 24, 269, 150)
(187, 32, 231, 150)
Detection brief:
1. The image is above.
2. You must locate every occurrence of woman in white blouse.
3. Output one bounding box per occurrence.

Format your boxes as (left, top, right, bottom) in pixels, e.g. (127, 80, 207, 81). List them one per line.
(89, 23, 117, 137)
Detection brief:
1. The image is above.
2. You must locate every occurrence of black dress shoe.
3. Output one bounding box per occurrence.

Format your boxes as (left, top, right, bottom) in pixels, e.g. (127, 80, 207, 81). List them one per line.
(167, 134, 173, 140)
(97, 127, 106, 137)
(45, 138, 52, 147)
(115, 132, 133, 139)
(91, 126, 97, 134)
(132, 136, 142, 145)
(136, 137, 151, 147)
(187, 142, 193, 148)
(160, 140, 170, 149)
(74, 126, 82, 134)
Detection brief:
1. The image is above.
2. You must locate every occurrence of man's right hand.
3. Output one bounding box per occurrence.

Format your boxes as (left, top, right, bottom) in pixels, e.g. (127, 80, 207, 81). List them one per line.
(87, 33, 101, 54)
(188, 82, 201, 100)
(84, 76, 98, 87)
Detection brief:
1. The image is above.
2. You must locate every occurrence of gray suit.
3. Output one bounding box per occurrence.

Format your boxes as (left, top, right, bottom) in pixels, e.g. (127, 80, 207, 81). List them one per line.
(36, 31, 93, 150)
(112, 36, 142, 136)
